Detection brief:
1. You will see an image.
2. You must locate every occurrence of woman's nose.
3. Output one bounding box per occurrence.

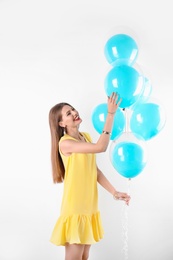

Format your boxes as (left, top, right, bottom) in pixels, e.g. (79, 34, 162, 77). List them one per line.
(73, 110, 77, 115)
(73, 111, 79, 118)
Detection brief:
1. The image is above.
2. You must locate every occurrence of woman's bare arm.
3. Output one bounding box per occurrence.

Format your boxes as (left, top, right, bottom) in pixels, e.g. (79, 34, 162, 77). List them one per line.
(97, 167, 131, 205)
(60, 93, 121, 155)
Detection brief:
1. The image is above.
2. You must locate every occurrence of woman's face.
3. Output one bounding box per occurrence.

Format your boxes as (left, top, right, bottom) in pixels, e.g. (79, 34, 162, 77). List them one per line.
(59, 105, 82, 129)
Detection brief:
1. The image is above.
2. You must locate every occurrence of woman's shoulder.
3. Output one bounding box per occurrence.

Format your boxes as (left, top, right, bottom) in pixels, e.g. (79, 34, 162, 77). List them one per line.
(60, 134, 72, 142)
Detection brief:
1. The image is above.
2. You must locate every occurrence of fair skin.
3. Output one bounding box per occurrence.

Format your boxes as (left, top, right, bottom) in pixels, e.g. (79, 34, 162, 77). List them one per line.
(65, 244, 91, 260)
(59, 92, 131, 260)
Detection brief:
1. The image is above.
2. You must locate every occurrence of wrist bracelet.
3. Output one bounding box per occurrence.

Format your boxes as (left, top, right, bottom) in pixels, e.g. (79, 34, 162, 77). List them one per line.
(102, 130, 111, 135)
(113, 192, 119, 200)
(108, 111, 115, 114)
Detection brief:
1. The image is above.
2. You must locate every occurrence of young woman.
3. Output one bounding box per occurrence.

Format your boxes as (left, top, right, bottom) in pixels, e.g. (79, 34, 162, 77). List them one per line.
(49, 92, 131, 260)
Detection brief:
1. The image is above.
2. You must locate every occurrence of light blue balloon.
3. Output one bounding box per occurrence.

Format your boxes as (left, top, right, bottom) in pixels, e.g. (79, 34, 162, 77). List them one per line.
(133, 77, 152, 108)
(104, 34, 138, 66)
(91, 103, 125, 140)
(111, 141, 147, 178)
(139, 77, 152, 103)
(130, 102, 166, 140)
(104, 64, 144, 108)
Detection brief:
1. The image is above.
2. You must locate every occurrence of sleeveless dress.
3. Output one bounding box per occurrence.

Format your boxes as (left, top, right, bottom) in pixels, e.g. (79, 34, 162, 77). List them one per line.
(50, 132, 104, 246)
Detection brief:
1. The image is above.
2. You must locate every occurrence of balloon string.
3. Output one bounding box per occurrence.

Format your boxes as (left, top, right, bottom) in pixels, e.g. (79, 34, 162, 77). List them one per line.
(121, 178, 131, 260)
(123, 108, 129, 133)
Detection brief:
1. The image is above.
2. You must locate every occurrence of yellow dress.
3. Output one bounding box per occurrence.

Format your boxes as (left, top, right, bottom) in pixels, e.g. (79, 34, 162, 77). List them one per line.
(50, 132, 104, 246)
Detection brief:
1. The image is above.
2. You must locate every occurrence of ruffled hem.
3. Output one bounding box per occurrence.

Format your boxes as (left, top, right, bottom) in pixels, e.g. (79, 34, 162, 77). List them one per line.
(50, 211, 104, 246)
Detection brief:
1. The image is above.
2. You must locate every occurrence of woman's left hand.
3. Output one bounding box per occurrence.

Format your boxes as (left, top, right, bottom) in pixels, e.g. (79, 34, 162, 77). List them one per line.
(113, 191, 131, 206)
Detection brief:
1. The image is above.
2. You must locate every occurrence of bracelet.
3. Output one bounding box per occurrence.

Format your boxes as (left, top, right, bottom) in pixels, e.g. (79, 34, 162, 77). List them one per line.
(102, 130, 111, 135)
(108, 111, 115, 114)
(113, 192, 119, 200)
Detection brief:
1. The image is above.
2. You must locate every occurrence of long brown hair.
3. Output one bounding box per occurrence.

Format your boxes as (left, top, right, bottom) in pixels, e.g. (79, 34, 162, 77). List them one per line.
(49, 102, 71, 183)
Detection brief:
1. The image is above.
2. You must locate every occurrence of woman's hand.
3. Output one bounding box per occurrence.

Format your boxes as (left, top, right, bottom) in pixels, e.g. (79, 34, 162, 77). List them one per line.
(113, 191, 131, 206)
(107, 92, 122, 115)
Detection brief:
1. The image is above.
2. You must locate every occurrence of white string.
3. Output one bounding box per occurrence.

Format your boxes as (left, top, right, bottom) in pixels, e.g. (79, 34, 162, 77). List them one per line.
(121, 178, 131, 260)
(123, 108, 130, 133)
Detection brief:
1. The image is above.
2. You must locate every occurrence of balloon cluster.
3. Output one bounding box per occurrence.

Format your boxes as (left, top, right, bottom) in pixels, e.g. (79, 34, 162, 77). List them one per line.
(92, 32, 166, 179)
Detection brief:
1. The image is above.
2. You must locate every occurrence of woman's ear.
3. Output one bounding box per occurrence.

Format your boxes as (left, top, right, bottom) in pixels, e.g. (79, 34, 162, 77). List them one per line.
(58, 121, 64, 127)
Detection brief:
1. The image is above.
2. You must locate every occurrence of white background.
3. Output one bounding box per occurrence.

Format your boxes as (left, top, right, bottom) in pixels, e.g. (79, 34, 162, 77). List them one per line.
(0, 0, 172, 259)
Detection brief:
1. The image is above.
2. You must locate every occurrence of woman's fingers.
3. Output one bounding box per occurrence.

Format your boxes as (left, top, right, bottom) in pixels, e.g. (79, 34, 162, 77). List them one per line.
(109, 92, 121, 106)
(119, 193, 131, 204)
(110, 92, 117, 99)
(117, 97, 122, 106)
